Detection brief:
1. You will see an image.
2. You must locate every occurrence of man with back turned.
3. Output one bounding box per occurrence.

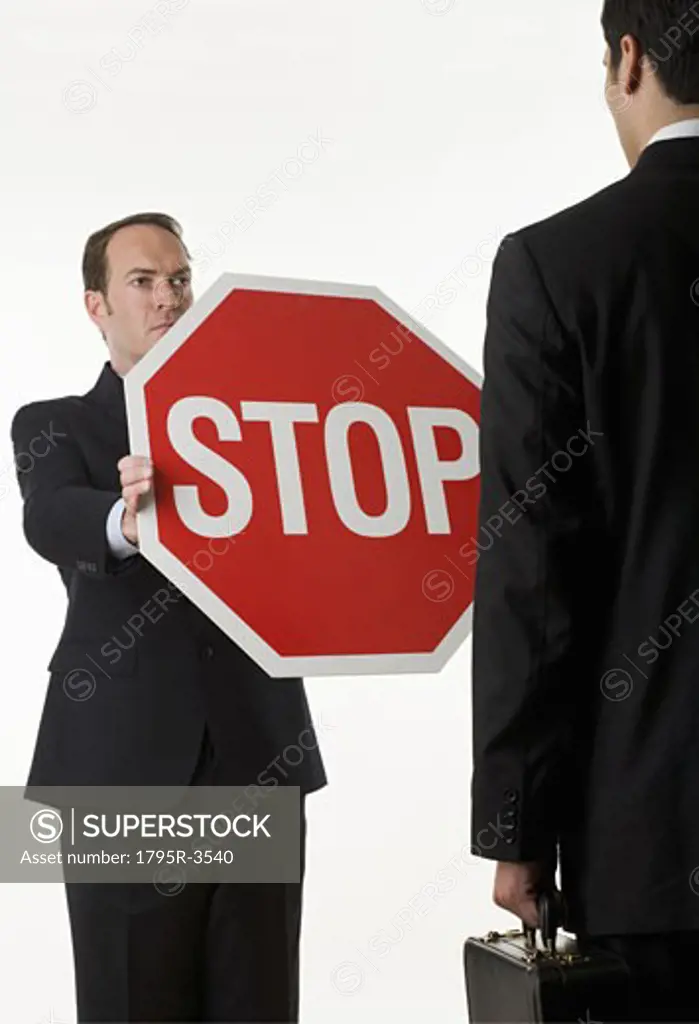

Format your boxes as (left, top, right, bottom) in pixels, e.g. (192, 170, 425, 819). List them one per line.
(471, 2, 699, 1020)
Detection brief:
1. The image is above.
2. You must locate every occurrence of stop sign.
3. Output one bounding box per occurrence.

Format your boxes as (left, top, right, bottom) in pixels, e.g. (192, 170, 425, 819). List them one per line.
(125, 274, 481, 677)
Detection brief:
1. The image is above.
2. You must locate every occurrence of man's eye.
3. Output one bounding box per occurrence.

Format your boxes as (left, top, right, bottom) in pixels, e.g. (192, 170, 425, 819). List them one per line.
(131, 275, 189, 288)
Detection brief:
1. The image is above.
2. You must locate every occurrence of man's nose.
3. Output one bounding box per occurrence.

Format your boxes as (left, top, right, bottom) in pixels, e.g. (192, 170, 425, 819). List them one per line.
(154, 279, 184, 311)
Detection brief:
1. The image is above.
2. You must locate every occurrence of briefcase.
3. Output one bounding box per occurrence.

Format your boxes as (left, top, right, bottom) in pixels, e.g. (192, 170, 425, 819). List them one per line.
(463, 890, 631, 1023)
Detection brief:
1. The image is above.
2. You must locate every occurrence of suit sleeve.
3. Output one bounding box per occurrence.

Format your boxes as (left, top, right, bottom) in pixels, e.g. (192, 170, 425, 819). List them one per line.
(470, 232, 596, 865)
(10, 403, 141, 579)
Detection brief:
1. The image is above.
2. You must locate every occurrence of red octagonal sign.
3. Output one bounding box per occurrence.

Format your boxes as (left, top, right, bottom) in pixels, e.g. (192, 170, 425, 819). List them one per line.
(125, 275, 481, 677)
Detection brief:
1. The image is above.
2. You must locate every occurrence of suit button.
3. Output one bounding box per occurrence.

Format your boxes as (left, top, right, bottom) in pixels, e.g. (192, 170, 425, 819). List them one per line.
(201, 644, 214, 661)
(503, 789, 518, 803)
(504, 836, 515, 844)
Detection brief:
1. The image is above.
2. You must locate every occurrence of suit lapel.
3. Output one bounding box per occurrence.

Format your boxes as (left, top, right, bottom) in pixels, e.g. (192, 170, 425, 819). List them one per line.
(83, 361, 131, 458)
(84, 361, 127, 425)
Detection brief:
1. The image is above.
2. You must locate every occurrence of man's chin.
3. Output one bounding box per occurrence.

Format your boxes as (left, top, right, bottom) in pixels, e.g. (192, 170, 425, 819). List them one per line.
(128, 338, 161, 365)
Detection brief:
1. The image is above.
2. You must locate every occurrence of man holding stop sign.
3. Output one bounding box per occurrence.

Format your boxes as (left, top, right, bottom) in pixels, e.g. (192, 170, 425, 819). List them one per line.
(12, 209, 482, 1022)
(10, 212, 327, 1022)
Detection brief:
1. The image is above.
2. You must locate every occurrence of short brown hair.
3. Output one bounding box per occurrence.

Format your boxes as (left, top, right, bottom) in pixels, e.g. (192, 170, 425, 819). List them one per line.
(602, 0, 699, 104)
(82, 212, 190, 295)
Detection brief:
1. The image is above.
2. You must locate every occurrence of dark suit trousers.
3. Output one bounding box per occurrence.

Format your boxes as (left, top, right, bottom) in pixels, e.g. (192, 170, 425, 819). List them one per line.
(579, 931, 699, 1023)
(61, 726, 306, 1023)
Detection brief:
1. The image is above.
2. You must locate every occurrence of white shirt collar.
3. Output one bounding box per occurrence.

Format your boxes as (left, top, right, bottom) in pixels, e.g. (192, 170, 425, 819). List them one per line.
(646, 117, 699, 149)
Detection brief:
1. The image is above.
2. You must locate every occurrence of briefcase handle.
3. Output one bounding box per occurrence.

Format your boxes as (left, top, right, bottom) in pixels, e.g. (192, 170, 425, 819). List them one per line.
(522, 887, 565, 954)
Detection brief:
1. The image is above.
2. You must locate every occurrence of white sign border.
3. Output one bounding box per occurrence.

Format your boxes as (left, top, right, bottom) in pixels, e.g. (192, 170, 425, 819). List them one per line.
(124, 272, 480, 678)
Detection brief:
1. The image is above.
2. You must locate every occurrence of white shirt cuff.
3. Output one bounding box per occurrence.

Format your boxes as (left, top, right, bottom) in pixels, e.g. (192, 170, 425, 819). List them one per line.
(106, 497, 139, 559)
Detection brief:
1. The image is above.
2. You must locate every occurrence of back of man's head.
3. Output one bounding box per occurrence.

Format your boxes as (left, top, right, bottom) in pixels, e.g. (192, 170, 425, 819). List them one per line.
(602, 0, 699, 104)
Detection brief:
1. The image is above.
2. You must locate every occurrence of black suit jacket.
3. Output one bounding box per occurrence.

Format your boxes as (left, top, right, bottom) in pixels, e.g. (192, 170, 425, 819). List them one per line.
(10, 360, 327, 796)
(470, 136, 699, 936)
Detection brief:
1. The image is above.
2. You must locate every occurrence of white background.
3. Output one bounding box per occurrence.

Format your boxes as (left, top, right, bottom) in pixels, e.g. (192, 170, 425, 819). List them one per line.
(0, 0, 624, 1020)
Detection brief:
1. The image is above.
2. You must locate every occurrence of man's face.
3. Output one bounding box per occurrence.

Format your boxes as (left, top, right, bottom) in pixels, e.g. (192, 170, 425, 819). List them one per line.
(85, 223, 193, 371)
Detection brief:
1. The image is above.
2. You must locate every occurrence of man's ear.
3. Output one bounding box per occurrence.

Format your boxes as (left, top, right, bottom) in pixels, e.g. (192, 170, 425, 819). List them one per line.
(84, 288, 109, 331)
(84, 288, 98, 323)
